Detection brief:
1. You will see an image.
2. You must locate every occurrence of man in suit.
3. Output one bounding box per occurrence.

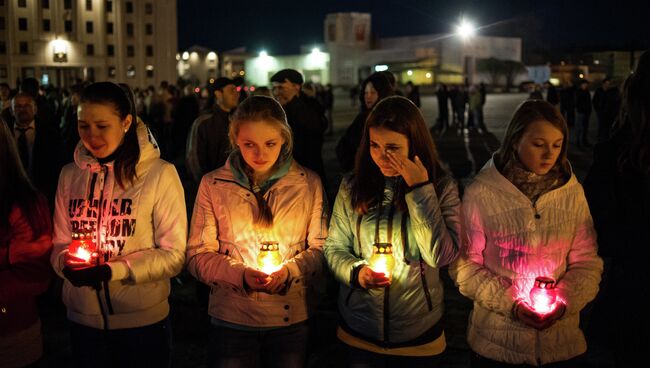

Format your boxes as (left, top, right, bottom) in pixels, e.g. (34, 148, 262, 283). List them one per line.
(11, 92, 62, 210)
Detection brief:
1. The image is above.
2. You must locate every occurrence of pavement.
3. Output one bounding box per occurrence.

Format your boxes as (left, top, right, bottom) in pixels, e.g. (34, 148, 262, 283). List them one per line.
(39, 93, 614, 367)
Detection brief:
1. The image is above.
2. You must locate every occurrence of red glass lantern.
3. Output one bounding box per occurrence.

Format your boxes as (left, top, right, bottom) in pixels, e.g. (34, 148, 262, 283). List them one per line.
(529, 276, 558, 315)
(68, 228, 99, 264)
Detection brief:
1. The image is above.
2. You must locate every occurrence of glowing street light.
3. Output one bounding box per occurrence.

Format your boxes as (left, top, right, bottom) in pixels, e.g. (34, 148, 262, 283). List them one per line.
(259, 50, 268, 58)
(456, 19, 476, 40)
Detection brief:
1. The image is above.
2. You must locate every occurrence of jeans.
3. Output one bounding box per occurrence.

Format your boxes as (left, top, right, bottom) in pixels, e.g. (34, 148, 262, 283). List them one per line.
(346, 345, 443, 368)
(207, 322, 309, 368)
(69, 318, 172, 368)
(575, 112, 591, 146)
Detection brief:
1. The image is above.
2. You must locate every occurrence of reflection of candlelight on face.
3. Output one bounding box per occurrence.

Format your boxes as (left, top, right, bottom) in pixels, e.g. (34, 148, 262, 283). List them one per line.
(529, 276, 558, 315)
(257, 241, 282, 274)
(369, 243, 395, 278)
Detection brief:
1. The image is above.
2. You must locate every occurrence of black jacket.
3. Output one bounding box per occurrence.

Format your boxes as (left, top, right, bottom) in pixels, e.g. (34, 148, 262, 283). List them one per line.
(283, 95, 327, 181)
(185, 106, 232, 182)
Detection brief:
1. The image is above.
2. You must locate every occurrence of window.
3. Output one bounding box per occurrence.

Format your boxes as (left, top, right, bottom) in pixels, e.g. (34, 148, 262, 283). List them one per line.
(18, 0, 26, 8)
(86, 44, 94, 56)
(125, 1, 132, 13)
(41, 0, 49, 9)
(108, 66, 116, 78)
(105, 0, 112, 12)
(126, 23, 133, 36)
(127, 45, 134, 57)
(19, 41, 28, 54)
(0, 42, 6, 54)
(107, 22, 113, 34)
(0, 17, 4, 30)
(65, 20, 72, 32)
(18, 18, 27, 31)
(85, 0, 92, 10)
(42, 19, 50, 32)
(145, 2, 152, 14)
(64, 0, 72, 10)
(145, 23, 152, 35)
(107, 44, 114, 56)
(126, 65, 135, 78)
(146, 65, 154, 78)
(86, 21, 93, 33)
(146, 45, 153, 57)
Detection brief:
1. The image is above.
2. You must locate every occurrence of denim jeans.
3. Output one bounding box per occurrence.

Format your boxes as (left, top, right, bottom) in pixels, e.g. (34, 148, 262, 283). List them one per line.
(207, 322, 309, 368)
(575, 112, 591, 145)
(69, 318, 172, 368)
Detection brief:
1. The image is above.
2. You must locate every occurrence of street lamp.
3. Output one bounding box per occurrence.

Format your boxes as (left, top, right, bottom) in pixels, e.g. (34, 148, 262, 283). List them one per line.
(456, 19, 476, 41)
(455, 18, 477, 85)
(52, 38, 68, 62)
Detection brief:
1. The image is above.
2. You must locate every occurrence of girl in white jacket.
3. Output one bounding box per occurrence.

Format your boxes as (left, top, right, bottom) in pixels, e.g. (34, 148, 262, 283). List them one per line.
(51, 82, 187, 368)
(186, 96, 327, 368)
(450, 100, 603, 367)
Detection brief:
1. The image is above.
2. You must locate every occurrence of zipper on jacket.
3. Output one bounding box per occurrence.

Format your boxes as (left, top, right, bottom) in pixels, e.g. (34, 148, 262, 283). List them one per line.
(94, 165, 114, 329)
(383, 286, 390, 345)
(535, 330, 542, 367)
(419, 257, 434, 311)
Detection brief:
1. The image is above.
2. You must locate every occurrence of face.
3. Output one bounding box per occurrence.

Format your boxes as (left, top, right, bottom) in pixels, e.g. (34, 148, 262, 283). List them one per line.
(77, 103, 132, 159)
(272, 80, 300, 106)
(216, 84, 240, 111)
(369, 126, 410, 177)
(12, 95, 36, 125)
(515, 119, 564, 175)
(236, 120, 285, 176)
(0, 86, 10, 99)
(364, 82, 379, 109)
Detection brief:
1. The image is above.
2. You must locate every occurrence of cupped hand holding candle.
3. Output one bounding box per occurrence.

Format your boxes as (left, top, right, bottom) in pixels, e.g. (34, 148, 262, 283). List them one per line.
(358, 266, 391, 289)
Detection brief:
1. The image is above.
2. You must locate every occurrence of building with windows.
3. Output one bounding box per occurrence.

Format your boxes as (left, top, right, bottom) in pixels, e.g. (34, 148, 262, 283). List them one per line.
(0, 0, 177, 88)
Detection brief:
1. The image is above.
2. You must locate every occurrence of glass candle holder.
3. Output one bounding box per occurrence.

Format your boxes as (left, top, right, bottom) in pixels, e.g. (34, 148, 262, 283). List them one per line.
(69, 228, 99, 264)
(257, 241, 282, 275)
(529, 276, 557, 315)
(368, 242, 395, 278)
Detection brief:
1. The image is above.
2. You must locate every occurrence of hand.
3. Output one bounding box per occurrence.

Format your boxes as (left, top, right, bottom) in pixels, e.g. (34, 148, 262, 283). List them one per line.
(514, 300, 566, 330)
(358, 266, 391, 289)
(386, 152, 428, 187)
(243, 268, 271, 292)
(62, 264, 112, 288)
(264, 266, 289, 294)
(64, 251, 94, 269)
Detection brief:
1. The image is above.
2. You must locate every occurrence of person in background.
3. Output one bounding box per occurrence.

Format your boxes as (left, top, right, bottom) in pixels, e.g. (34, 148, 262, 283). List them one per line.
(435, 83, 450, 133)
(559, 81, 576, 130)
(0, 119, 53, 368)
(60, 84, 83, 163)
(592, 77, 621, 142)
(544, 81, 560, 107)
(51, 82, 186, 368)
(326, 96, 461, 367)
(186, 96, 327, 368)
(450, 100, 602, 367)
(405, 81, 421, 108)
(575, 80, 592, 147)
(336, 72, 393, 173)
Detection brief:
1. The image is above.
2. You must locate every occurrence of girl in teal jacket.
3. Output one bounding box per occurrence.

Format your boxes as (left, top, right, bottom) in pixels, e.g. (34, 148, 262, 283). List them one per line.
(325, 96, 461, 366)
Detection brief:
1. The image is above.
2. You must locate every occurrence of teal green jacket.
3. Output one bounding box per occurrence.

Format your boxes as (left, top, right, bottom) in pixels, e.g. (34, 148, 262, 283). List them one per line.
(325, 175, 461, 346)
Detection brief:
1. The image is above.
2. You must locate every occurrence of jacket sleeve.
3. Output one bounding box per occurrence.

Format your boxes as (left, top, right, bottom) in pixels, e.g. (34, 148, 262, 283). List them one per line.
(449, 188, 519, 316)
(405, 177, 461, 268)
(284, 173, 327, 284)
(118, 163, 187, 283)
(324, 181, 366, 286)
(554, 188, 603, 316)
(51, 166, 72, 277)
(0, 206, 53, 303)
(185, 175, 248, 291)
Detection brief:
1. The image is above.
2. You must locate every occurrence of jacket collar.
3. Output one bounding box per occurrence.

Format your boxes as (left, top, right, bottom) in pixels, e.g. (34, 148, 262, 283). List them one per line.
(213, 153, 305, 188)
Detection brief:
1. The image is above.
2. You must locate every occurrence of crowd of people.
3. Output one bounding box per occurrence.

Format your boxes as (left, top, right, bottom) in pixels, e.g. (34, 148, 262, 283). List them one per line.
(1, 49, 648, 368)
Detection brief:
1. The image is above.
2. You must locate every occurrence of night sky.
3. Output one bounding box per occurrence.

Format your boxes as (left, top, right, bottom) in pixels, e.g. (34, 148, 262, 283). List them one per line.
(177, 0, 649, 56)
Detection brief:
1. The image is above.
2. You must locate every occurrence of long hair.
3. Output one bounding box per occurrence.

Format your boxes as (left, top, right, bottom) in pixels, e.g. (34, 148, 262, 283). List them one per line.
(0, 119, 51, 243)
(616, 50, 650, 175)
(358, 72, 394, 112)
(351, 96, 446, 214)
(79, 82, 139, 189)
(494, 100, 570, 174)
(229, 95, 293, 228)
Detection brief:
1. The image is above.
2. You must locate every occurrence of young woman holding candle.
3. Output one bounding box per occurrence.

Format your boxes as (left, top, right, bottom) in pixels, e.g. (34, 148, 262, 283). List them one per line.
(325, 96, 461, 367)
(450, 100, 603, 367)
(50, 82, 187, 368)
(0, 119, 53, 368)
(186, 95, 327, 368)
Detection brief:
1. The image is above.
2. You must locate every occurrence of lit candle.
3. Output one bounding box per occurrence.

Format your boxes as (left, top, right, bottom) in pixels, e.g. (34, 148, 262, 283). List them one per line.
(529, 276, 558, 315)
(69, 228, 98, 264)
(368, 243, 395, 278)
(257, 241, 282, 275)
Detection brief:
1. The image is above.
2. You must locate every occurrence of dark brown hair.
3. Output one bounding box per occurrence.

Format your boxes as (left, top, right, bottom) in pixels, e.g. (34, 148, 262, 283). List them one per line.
(0, 118, 51, 243)
(79, 82, 139, 189)
(351, 96, 446, 214)
(229, 96, 293, 228)
(494, 99, 570, 174)
(617, 50, 650, 175)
